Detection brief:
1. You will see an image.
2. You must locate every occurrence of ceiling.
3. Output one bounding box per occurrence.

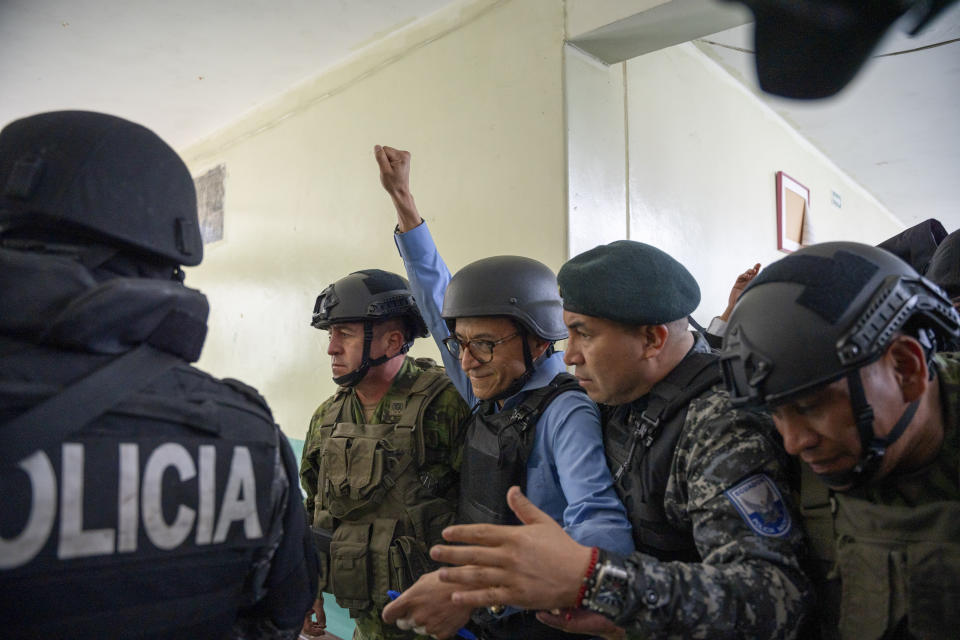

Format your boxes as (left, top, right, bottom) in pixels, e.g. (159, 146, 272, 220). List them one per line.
(2, 0, 958, 232)
(0, 0, 456, 149)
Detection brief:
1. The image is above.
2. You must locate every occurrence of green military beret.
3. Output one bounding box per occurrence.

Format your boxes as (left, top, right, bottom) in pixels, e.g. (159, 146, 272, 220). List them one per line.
(558, 240, 700, 325)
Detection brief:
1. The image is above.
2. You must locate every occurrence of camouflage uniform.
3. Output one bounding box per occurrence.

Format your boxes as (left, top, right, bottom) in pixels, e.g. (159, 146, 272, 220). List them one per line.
(799, 353, 960, 640)
(301, 357, 470, 640)
(608, 348, 811, 639)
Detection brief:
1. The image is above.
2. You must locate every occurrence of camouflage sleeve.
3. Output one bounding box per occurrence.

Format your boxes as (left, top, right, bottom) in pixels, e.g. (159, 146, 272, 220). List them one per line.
(299, 398, 335, 522)
(420, 379, 471, 495)
(622, 388, 811, 639)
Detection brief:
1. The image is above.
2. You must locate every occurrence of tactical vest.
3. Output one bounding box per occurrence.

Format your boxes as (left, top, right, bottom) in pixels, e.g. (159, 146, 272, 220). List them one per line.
(311, 360, 456, 615)
(800, 463, 960, 640)
(457, 372, 584, 526)
(457, 372, 591, 640)
(0, 343, 288, 639)
(603, 351, 722, 561)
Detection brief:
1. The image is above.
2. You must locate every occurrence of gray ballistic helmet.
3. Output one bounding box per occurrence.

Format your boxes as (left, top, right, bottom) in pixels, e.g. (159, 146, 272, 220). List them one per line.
(720, 241, 960, 486)
(312, 269, 428, 387)
(722, 0, 958, 99)
(0, 111, 202, 266)
(441, 255, 567, 341)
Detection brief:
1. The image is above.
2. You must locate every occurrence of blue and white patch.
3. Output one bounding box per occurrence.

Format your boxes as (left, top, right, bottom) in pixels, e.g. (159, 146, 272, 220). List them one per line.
(725, 474, 792, 537)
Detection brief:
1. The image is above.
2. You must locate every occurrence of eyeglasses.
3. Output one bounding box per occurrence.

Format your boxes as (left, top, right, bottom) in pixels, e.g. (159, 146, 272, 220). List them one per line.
(442, 332, 519, 364)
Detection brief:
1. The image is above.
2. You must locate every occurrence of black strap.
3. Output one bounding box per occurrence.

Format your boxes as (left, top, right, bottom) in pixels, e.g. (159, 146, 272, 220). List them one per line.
(510, 373, 582, 428)
(642, 351, 722, 426)
(614, 352, 721, 483)
(2, 343, 181, 464)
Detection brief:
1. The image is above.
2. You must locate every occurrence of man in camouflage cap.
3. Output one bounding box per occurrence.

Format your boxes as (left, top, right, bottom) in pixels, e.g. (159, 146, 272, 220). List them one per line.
(299, 269, 470, 640)
(430, 240, 812, 639)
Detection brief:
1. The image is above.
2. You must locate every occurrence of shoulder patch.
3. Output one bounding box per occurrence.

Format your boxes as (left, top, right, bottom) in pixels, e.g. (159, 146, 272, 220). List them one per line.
(725, 474, 792, 537)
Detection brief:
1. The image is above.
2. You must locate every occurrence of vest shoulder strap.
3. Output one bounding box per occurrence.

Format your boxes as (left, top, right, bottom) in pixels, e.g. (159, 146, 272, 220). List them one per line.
(396, 364, 454, 465)
(220, 377, 275, 423)
(612, 352, 721, 484)
(800, 462, 837, 568)
(1, 343, 181, 465)
(643, 351, 722, 426)
(317, 363, 453, 468)
(508, 372, 584, 456)
(320, 387, 353, 426)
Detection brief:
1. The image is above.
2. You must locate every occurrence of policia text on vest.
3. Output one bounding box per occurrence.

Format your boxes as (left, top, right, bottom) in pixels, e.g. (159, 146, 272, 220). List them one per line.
(3, 440, 270, 569)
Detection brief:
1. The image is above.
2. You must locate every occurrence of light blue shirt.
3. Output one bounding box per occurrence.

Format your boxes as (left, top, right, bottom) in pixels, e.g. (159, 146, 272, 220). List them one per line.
(395, 222, 634, 555)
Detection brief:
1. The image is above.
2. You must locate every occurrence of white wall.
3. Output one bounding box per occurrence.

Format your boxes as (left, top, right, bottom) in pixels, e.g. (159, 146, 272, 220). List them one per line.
(567, 41, 904, 328)
(180, 0, 568, 440)
(177, 0, 907, 441)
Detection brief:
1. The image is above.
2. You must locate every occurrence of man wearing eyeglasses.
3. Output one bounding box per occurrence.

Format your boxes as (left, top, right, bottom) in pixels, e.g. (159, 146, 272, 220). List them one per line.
(373, 145, 632, 640)
(419, 242, 813, 640)
(299, 269, 471, 640)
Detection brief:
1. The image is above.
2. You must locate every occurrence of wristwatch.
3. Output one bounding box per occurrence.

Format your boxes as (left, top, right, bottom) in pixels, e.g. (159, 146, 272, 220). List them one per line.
(582, 551, 631, 619)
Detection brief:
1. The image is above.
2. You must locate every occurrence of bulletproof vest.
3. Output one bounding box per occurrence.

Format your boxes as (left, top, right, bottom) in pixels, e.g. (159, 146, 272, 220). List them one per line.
(603, 351, 722, 561)
(0, 341, 283, 640)
(311, 359, 456, 615)
(801, 464, 960, 640)
(458, 372, 590, 640)
(457, 372, 584, 527)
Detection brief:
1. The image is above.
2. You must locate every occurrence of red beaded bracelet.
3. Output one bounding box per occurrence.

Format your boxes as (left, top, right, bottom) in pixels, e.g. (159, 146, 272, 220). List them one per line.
(573, 546, 600, 609)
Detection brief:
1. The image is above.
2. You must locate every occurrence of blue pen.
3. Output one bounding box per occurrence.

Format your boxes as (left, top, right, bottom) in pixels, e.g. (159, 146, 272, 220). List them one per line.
(387, 590, 478, 640)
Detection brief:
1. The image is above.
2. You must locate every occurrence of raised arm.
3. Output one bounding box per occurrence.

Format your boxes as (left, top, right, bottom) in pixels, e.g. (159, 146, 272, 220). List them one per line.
(720, 263, 761, 322)
(374, 145, 474, 404)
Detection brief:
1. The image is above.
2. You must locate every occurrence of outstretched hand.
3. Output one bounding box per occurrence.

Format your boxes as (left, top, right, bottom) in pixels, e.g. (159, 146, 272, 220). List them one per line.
(374, 144, 422, 232)
(430, 486, 593, 611)
(381, 571, 473, 640)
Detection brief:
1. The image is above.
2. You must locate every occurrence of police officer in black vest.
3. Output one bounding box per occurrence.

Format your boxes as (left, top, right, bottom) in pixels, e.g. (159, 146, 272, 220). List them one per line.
(0, 111, 318, 639)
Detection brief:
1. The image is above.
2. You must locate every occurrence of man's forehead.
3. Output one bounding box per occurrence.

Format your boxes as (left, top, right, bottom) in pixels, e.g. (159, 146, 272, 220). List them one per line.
(454, 316, 514, 337)
(328, 321, 363, 332)
(563, 309, 628, 332)
(563, 309, 598, 325)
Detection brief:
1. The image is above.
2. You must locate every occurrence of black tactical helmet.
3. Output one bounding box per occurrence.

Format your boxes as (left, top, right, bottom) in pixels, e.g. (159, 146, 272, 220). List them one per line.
(721, 241, 960, 485)
(441, 256, 567, 341)
(723, 0, 959, 99)
(722, 242, 959, 407)
(0, 111, 203, 266)
(312, 269, 428, 335)
(312, 269, 428, 386)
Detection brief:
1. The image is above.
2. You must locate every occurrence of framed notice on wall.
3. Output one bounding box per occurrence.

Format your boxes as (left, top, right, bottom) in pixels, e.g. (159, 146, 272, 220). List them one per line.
(776, 171, 809, 253)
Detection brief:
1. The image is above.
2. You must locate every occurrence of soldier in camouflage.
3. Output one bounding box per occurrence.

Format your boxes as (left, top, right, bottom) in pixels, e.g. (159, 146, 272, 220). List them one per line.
(299, 269, 470, 640)
(428, 240, 811, 639)
(720, 242, 960, 640)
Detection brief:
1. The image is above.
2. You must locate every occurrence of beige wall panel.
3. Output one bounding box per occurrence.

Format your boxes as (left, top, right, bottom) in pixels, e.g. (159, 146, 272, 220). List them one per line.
(180, 0, 567, 439)
(565, 45, 628, 258)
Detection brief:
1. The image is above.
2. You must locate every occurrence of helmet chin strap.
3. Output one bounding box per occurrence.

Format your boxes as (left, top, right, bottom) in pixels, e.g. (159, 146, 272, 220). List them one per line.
(817, 369, 919, 489)
(332, 321, 410, 388)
